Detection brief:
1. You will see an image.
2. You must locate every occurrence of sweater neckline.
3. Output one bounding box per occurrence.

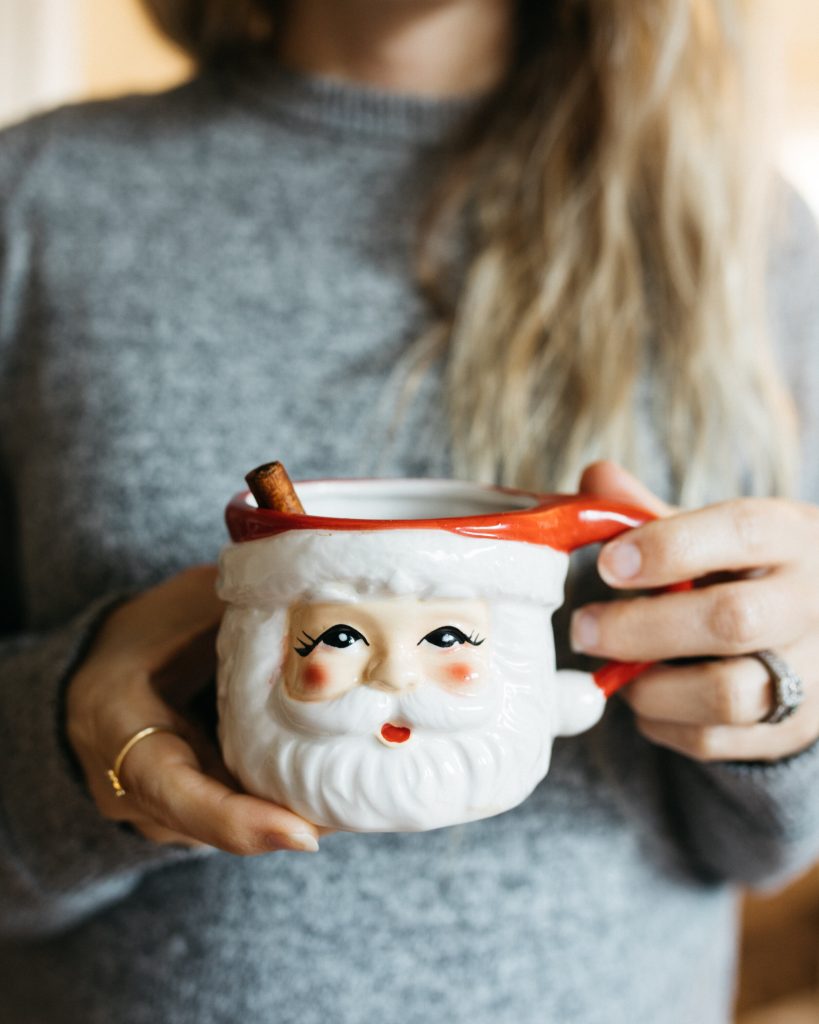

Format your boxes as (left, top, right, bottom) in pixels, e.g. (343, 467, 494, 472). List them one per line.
(220, 58, 485, 146)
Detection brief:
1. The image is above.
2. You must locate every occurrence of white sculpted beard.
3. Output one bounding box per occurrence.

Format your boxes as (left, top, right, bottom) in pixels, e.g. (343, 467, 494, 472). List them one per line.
(259, 608, 555, 832)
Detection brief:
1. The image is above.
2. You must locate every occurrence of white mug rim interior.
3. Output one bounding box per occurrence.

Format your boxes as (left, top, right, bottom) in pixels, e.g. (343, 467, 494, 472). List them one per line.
(243, 476, 542, 523)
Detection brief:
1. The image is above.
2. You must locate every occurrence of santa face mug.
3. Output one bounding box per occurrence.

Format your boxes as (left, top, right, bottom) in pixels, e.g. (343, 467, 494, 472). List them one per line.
(216, 478, 679, 833)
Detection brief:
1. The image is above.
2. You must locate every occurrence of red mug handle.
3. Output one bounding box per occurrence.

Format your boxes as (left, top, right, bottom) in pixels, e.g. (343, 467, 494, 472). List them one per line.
(542, 496, 693, 699)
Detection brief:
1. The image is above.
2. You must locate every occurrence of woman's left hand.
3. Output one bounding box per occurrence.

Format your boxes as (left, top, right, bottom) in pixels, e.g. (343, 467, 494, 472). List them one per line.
(571, 461, 819, 762)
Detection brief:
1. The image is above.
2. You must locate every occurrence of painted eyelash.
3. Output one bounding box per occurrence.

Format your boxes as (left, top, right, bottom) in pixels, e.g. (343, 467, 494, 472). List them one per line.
(417, 627, 486, 647)
(294, 625, 370, 658)
(294, 632, 318, 658)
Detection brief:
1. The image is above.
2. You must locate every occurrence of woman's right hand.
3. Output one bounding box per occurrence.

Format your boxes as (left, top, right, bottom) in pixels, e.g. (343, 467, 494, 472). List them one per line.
(65, 566, 322, 854)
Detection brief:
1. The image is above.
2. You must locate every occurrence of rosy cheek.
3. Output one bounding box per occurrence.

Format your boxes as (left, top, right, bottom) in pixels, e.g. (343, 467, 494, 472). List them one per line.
(445, 662, 480, 687)
(301, 662, 329, 692)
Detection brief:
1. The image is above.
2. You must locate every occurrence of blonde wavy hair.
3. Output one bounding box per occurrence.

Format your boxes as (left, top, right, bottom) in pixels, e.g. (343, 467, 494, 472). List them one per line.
(142, 0, 796, 505)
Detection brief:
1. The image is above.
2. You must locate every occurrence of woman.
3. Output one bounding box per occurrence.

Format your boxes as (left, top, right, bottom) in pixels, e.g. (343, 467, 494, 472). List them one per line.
(1, 1, 819, 1021)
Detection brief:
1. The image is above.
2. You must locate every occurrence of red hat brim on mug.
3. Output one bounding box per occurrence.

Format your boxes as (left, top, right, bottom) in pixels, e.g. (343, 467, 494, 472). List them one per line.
(225, 477, 653, 552)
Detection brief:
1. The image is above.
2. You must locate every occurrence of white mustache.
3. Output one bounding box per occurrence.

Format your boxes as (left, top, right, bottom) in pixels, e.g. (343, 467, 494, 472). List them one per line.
(272, 678, 495, 738)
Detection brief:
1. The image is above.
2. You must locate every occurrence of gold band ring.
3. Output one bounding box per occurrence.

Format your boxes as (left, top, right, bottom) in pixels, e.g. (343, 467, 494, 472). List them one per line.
(107, 725, 178, 797)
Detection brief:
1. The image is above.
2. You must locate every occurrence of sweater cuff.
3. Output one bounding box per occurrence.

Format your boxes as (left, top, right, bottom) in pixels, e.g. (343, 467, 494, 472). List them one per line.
(678, 737, 819, 887)
(0, 596, 200, 905)
(705, 737, 819, 840)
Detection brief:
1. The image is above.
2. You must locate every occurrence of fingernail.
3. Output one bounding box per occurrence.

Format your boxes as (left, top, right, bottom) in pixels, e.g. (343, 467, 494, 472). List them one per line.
(600, 541, 641, 581)
(273, 833, 319, 853)
(571, 608, 600, 653)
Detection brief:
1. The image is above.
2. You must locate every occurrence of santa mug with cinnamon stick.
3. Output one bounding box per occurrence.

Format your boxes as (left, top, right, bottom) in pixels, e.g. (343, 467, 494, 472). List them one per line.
(215, 463, 687, 833)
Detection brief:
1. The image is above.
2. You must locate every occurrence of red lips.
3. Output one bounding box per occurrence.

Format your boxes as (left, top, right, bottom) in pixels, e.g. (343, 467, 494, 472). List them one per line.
(380, 723, 411, 744)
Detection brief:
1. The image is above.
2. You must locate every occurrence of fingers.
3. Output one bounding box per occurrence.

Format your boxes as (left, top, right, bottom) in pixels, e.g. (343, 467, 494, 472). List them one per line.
(620, 636, 819, 762)
(621, 657, 773, 725)
(634, 708, 819, 764)
(571, 569, 816, 661)
(120, 730, 321, 855)
(572, 469, 819, 762)
(597, 498, 819, 590)
(130, 817, 209, 848)
(151, 623, 221, 709)
(578, 460, 677, 518)
(90, 566, 225, 673)
(67, 566, 323, 855)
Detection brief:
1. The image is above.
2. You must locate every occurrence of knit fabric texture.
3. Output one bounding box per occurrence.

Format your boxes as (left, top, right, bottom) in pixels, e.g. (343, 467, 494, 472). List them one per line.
(2, 64, 819, 1024)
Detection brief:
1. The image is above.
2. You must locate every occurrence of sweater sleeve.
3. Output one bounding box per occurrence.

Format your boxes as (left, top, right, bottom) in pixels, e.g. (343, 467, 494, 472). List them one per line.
(663, 185, 819, 887)
(0, 115, 200, 940)
(0, 591, 200, 939)
(664, 745, 819, 887)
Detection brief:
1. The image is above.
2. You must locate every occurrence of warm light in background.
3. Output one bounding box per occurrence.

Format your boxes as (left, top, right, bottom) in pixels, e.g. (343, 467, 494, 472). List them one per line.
(0, 0, 190, 126)
(775, 0, 819, 215)
(79, 0, 192, 99)
(0, 0, 817, 215)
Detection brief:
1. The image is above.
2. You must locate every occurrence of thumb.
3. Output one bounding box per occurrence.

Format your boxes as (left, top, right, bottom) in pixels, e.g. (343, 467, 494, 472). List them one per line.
(577, 460, 677, 518)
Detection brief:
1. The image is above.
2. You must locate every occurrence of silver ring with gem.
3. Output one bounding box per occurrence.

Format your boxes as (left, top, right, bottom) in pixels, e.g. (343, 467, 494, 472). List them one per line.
(753, 650, 805, 725)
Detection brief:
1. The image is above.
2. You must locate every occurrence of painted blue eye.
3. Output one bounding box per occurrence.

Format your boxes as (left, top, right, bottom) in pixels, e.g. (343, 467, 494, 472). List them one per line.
(419, 627, 485, 649)
(295, 625, 369, 657)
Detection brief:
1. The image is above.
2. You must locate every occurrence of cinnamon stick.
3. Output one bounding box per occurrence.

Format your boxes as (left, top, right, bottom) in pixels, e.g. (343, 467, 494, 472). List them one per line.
(245, 461, 305, 514)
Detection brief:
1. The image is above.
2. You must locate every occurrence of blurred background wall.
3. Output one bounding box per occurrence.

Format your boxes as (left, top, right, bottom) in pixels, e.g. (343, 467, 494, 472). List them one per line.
(778, 0, 819, 215)
(0, 0, 190, 129)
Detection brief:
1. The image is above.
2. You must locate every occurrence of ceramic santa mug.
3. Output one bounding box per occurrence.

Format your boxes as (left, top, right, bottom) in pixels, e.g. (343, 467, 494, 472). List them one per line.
(216, 478, 682, 834)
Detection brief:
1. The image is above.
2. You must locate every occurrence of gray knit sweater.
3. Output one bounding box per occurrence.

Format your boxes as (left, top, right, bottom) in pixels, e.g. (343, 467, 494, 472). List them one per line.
(2, 64, 819, 1024)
